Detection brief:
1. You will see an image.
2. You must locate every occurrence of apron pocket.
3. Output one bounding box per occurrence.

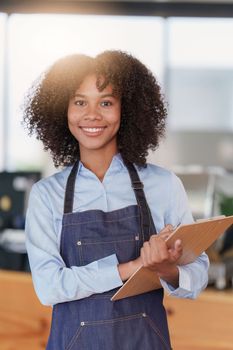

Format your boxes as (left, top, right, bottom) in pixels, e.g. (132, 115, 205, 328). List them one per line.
(65, 312, 171, 350)
(77, 236, 139, 266)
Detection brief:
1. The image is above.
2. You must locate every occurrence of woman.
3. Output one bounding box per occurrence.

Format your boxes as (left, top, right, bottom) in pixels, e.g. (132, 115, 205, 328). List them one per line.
(24, 50, 209, 349)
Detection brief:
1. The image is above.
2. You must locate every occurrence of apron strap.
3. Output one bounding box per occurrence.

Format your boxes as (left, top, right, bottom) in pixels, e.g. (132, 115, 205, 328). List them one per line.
(123, 159, 157, 242)
(63, 160, 79, 214)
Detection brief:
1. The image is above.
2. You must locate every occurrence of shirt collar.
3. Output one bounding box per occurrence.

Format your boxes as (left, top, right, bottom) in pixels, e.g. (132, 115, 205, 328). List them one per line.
(77, 152, 126, 176)
(112, 152, 126, 170)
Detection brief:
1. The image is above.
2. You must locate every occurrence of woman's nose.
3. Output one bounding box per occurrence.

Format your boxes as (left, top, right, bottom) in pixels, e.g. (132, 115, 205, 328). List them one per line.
(84, 105, 102, 120)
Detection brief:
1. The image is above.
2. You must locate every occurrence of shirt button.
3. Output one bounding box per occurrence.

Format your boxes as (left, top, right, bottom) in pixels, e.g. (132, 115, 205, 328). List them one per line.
(77, 241, 82, 246)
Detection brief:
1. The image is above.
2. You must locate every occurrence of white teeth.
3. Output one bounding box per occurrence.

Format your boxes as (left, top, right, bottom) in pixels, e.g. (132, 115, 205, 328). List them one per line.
(82, 127, 104, 133)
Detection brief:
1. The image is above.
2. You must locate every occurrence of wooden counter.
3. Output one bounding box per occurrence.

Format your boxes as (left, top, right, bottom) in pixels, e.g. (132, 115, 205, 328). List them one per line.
(0, 270, 232, 350)
(0, 270, 51, 350)
(164, 289, 233, 350)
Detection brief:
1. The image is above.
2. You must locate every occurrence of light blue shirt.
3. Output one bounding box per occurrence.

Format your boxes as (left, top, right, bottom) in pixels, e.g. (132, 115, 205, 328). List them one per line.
(25, 153, 209, 306)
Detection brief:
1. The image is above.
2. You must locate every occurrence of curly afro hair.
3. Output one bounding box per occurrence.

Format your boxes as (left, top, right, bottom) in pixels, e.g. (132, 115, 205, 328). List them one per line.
(23, 50, 167, 167)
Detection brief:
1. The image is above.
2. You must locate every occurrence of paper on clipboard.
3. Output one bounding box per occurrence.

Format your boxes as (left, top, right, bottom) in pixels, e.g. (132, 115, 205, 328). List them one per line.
(111, 215, 233, 301)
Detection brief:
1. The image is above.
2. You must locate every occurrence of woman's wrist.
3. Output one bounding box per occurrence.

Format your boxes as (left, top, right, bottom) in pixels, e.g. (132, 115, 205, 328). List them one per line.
(157, 266, 180, 289)
(118, 257, 142, 282)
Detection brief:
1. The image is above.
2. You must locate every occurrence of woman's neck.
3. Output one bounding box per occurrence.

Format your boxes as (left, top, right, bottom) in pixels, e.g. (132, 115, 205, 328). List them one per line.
(80, 148, 118, 182)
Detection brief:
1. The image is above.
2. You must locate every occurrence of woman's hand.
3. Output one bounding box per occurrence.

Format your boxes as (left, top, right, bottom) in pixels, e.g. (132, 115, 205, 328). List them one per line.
(140, 224, 182, 288)
(117, 224, 182, 287)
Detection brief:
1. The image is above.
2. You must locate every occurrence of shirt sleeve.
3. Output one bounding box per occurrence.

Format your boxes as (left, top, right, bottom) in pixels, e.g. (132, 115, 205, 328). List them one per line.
(160, 172, 209, 299)
(160, 252, 209, 298)
(25, 184, 123, 306)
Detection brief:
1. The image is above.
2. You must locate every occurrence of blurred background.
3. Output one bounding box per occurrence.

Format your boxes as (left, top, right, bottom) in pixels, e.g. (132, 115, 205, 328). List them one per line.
(0, 0, 233, 349)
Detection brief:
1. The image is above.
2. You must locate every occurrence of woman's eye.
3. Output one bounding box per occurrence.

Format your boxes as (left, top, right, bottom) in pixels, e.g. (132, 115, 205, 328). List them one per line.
(74, 100, 86, 106)
(100, 101, 112, 107)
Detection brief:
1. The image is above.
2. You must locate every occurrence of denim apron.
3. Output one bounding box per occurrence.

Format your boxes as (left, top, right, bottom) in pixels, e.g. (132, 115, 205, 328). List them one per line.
(46, 159, 172, 350)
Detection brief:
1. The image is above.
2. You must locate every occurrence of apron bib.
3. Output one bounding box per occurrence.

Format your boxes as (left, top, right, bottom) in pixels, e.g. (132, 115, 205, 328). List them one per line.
(46, 160, 172, 350)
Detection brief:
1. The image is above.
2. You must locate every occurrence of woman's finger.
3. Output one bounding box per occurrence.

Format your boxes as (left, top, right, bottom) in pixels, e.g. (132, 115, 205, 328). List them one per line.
(168, 239, 183, 262)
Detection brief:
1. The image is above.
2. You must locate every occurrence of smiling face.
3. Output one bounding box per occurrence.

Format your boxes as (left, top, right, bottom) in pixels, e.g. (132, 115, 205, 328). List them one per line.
(68, 74, 121, 160)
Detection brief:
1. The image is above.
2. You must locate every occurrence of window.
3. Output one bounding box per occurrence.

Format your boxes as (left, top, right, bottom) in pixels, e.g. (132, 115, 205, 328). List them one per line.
(0, 13, 7, 170)
(167, 18, 233, 131)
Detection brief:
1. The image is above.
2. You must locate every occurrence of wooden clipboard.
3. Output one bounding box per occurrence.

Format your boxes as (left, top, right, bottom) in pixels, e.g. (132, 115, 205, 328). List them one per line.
(111, 215, 233, 301)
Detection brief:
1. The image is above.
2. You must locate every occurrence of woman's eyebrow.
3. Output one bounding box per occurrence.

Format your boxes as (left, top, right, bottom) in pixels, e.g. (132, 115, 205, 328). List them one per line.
(100, 93, 115, 98)
(74, 93, 85, 98)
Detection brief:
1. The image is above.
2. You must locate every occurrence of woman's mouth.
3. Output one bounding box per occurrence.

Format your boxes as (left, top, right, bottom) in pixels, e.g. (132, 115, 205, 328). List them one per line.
(80, 127, 106, 136)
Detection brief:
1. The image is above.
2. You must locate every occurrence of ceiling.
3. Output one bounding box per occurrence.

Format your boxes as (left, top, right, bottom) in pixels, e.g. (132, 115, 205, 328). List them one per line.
(0, 0, 233, 17)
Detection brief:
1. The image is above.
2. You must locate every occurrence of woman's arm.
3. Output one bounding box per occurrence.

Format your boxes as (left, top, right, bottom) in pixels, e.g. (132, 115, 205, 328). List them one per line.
(117, 171, 210, 299)
(26, 184, 123, 306)
(148, 172, 209, 299)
